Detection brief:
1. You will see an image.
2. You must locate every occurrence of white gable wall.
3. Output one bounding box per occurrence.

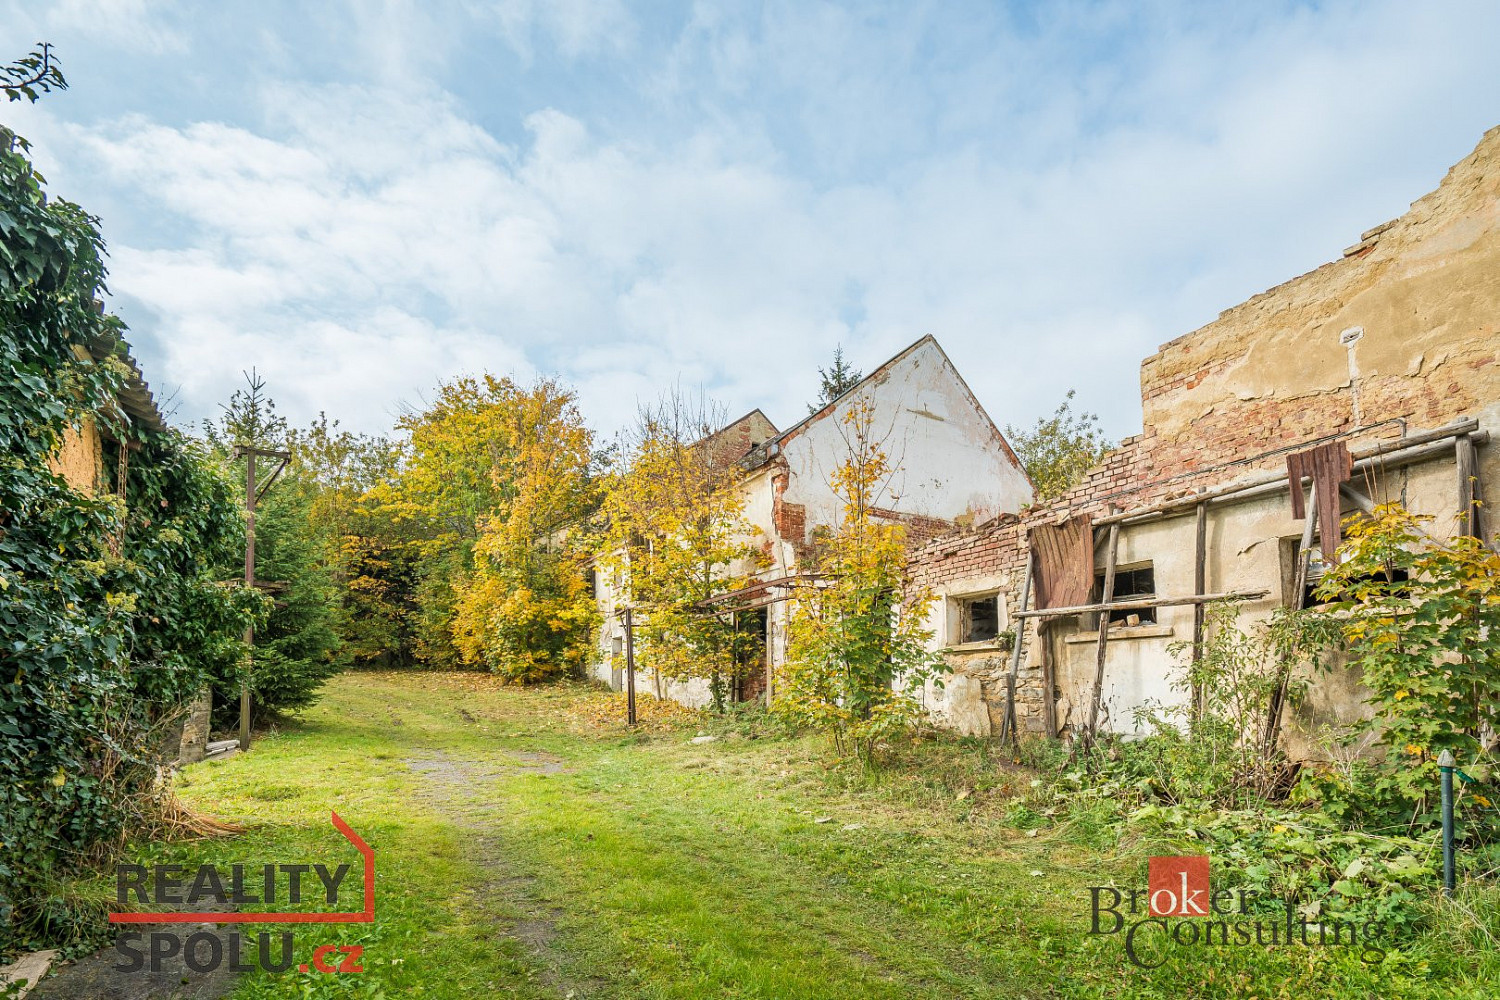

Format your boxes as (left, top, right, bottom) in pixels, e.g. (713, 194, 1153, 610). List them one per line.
(777, 338, 1032, 530)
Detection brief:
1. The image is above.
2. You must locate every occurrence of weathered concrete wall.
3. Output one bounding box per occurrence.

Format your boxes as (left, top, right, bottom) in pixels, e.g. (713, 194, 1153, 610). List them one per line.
(911, 124, 1500, 752)
(176, 688, 213, 765)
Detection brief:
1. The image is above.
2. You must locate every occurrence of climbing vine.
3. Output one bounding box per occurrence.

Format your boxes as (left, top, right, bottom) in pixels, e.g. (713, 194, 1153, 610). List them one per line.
(0, 126, 255, 959)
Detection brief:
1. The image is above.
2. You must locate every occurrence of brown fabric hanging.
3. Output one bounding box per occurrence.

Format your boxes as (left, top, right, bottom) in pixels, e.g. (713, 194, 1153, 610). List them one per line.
(1029, 514, 1094, 609)
(1287, 441, 1352, 550)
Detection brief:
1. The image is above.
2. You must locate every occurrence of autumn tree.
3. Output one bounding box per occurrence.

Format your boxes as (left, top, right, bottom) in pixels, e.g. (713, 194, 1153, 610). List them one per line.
(388, 376, 600, 680)
(386, 375, 530, 667)
(1004, 389, 1112, 501)
(286, 414, 414, 668)
(601, 389, 764, 710)
(448, 379, 601, 682)
(776, 400, 944, 759)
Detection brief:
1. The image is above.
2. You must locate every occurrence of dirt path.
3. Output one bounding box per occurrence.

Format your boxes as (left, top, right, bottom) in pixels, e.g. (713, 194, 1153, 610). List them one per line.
(405, 749, 608, 998)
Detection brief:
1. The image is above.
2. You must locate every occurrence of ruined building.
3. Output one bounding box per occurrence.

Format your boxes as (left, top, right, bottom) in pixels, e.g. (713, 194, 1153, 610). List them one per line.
(910, 125, 1500, 757)
(591, 335, 1034, 706)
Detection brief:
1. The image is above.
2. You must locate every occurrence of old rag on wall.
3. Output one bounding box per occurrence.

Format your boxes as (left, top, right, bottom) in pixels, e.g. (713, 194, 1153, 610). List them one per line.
(1286, 440, 1353, 550)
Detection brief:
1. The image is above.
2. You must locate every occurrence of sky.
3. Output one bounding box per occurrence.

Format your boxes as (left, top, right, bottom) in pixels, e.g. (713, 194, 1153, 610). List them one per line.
(3, 1, 1499, 444)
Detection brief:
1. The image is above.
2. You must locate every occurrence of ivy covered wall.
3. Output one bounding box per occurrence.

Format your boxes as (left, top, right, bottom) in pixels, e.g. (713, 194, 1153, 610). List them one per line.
(0, 128, 258, 959)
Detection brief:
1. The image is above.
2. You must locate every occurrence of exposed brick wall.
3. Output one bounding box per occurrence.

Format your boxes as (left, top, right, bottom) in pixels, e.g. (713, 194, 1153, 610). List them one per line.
(908, 123, 1500, 738)
(770, 467, 807, 553)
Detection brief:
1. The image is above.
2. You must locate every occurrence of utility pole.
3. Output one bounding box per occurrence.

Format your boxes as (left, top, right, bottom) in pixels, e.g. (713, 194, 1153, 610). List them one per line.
(624, 606, 637, 727)
(233, 444, 290, 751)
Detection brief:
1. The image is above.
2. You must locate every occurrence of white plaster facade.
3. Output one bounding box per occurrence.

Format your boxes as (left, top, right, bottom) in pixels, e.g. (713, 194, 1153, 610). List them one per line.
(589, 335, 1035, 708)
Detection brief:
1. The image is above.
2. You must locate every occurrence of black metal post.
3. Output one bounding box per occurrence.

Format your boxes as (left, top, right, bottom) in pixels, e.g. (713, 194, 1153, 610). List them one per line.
(624, 606, 637, 727)
(1439, 749, 1455, 896)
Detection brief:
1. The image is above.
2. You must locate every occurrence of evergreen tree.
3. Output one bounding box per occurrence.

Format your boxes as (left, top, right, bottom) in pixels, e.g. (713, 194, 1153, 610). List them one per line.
(204, 371, 341, 722)
(809, 346, 863, 413)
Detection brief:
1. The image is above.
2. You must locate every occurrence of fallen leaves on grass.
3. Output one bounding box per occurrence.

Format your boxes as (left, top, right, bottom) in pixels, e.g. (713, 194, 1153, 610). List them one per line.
(569, 690, 703, 733)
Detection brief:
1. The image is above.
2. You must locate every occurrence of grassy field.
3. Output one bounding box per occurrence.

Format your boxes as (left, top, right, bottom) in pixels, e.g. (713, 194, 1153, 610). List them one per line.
(112, 671, 1494, 999)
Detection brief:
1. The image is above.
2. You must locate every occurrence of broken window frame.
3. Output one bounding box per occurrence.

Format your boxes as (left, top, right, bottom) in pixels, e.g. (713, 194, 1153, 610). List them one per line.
(952, 592, 1001, 644)
(1282, 538, 1408, 607)
(1094, 562, 1157, 626)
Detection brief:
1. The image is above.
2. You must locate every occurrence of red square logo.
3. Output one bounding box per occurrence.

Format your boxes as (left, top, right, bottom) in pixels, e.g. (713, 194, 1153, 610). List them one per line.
(1148, 856, 1210, 917)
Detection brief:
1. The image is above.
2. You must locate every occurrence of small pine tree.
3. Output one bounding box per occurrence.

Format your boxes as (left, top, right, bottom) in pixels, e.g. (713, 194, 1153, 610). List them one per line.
(204, 371, 342, 722)
(809, 346, 863, 413)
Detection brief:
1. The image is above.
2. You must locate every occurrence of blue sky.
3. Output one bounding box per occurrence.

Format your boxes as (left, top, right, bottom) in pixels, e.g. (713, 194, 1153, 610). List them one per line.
(4, 1, 1499, 442)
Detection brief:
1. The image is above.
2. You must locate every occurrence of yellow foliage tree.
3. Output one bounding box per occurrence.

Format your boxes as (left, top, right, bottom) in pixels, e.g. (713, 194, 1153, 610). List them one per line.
(776, 400, 944, 759)
(601, 392, 764, 710)
(387, 375, 600, 679)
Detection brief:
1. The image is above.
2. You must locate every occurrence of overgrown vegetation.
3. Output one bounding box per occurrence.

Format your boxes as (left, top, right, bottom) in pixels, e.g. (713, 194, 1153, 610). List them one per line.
(600, 390, 764, 710)
(0, 118, 255, 959)
(1297, 503, 1500, 841)
(1004, 389, 1113, 501)
(126, 672, 1500, 998)
(776, 401, 945, 759)
(1017, 502, 1500, 951)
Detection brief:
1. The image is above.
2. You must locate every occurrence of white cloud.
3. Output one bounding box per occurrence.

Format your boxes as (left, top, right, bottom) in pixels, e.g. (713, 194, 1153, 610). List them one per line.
(0, 0, 188, 55)
(7, 1, 1499, 445)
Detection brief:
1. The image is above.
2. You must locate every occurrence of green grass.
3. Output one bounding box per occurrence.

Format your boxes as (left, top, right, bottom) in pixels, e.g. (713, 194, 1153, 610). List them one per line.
(112, 672, 1498, 998)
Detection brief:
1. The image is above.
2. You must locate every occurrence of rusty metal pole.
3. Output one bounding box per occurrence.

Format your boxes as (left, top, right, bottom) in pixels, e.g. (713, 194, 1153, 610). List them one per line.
(624, 606, 637, 727)
(240, 450, 256, 751)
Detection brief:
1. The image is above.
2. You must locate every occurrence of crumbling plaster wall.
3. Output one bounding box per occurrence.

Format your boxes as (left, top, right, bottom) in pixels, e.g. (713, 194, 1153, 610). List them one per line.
(911, 124, 1500, 750)
(777, 338, 1033, 532)
(48, 417, 102, 494)
(1138, 125, 1500, 484)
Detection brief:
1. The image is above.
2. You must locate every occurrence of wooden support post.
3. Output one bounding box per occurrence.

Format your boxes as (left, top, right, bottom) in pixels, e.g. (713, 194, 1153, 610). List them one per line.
(1191, 502, 1207, 721)
(1263, 482, 1317, 752)
(240, 450, 256, 753)
(1040, 634, 1057, 739)
(998, 554, 1032, 745)
(1083, 521, 1120, 750)
(764, 610, 775, 709)
(1458, 434, 1481, 539)
(624, 606, 637, 727)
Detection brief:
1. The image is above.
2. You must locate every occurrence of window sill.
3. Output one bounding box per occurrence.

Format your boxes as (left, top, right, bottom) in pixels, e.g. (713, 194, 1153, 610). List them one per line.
(941, 639, 1011, 654)
(1063, 624, 1174, 643)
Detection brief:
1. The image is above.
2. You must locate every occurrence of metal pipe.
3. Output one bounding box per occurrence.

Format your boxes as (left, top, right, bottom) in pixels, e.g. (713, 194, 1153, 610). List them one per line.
(1439, 749, 1456, 896)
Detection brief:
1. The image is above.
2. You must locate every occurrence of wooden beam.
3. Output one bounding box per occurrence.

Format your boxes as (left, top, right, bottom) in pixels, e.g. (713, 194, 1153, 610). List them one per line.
(1095, 422, 1485, 528)
(1263, 482, 1317, 752)
(1191, 501, 1208, 721)
(1013, 589, 1269, 619)
(998, 555, 1032, 745)
(1082, 521, 1120, 747)
(1458, 434, 1481, 539)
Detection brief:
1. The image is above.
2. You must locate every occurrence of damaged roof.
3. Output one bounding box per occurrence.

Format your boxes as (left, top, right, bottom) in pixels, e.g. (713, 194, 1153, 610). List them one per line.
(83, 329, 169, 436)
